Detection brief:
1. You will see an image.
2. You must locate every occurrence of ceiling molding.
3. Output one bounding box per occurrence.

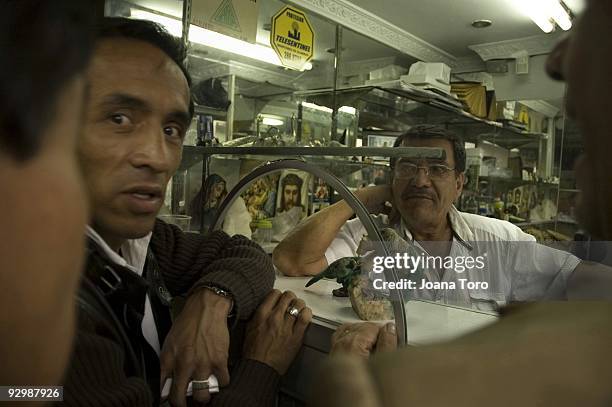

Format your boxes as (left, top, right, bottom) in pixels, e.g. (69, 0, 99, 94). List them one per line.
(452, 56, 486, 74)
(285, 0, 457, 66)
(468, 33, 563, 61)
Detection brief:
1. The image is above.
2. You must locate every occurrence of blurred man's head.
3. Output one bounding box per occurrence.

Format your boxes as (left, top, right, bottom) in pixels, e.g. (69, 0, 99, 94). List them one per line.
(390, 125, 465, 234)
(546, 1, 612, 239)
(0, 0, 93, 382)
(281, 174, 303, 212)
(79, 18, 193, 250)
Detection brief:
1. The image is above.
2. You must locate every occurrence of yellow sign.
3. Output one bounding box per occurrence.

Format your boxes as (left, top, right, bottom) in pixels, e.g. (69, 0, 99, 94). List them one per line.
(270, 6, 314, 70)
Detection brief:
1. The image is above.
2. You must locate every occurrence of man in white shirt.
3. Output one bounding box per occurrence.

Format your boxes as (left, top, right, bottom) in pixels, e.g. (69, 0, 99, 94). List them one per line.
(312, 3, 612, 404)
(274, 125, 582, 309)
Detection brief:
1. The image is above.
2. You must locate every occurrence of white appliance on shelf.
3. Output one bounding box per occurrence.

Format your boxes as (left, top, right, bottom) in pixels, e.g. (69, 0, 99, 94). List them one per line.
(402, 62, 452, 94)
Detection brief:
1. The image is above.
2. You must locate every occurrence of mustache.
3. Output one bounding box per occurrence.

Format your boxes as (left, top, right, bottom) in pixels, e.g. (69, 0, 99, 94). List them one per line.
(401, 187, 436, 200)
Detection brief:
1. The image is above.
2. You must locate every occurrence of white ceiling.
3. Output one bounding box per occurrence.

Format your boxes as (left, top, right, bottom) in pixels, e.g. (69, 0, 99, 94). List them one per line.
(122, 0, 583, 65)
(345, 0, 583, 58)
(124, 0, 405, 62)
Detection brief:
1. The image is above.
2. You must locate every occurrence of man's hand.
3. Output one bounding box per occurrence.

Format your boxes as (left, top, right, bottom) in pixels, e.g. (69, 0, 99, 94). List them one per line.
(354, 185, 394, 215)
(331, 322, 397, 358)
(243, 290, 312, 375)
(160, 288, 232, 407)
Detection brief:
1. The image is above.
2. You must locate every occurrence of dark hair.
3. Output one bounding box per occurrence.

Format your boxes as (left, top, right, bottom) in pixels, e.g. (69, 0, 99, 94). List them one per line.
(0, 0, 94, 161)
(96, 17, 194, 118)
(282, 173, 304, 189)
(390, 125, 466, 173)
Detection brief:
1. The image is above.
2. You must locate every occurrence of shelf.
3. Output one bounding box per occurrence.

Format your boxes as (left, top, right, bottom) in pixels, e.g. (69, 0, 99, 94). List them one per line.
(179, 145, 445, 175)
(295, 86, 545, 149)
(515, 218, 578, 227)
(179, 145, 447, 170)
(477, 177, 560, 187)
(184, 145, 445, 157)
(194, 104, 227, 118)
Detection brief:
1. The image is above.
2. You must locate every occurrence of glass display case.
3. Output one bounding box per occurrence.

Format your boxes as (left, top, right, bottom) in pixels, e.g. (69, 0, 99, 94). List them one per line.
(162, 78, 584, 367)
(106, 0, 578, 243)
(170, 143, 495, 326)
(106, 0, 588, 399)
(171, 85, 566, 235)
(106, 1, 583, 403)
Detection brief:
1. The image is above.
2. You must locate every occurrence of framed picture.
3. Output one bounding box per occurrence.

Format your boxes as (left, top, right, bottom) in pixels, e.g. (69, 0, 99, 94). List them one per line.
(241, 173, 280, 222)
(310, 176, 333, 215)
(276, 170, 311, 220)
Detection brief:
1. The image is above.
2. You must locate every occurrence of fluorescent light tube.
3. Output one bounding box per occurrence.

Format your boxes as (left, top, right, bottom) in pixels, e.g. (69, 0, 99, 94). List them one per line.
(339, 106, 357, 115)
(513, 0, 572, 32)
(130, 9, 184, 36)
(544, 0, 572, 30)
(301, 102, 333, 113)
(130, 9, 312, 71)
(514, 0, 555, 33)
(262, 117, 284, 126)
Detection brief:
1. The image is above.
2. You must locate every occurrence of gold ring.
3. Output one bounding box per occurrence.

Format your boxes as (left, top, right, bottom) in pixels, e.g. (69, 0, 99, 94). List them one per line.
(192, 379, 210, 391)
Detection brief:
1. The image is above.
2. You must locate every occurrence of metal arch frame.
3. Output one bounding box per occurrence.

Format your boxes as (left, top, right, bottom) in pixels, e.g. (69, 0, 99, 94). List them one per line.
(210, 159, 407, 345)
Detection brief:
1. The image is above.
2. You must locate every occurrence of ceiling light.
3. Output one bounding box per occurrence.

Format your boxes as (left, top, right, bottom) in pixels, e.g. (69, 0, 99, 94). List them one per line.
(513, 0, 571, 33)
(471, 19, 493, 28)
(130, 9, 312, 71)
(338, 106, 357, 115)
(546, 0, 572, 30)
(261, 117, 284, 126)
(301, 102, 333, 113)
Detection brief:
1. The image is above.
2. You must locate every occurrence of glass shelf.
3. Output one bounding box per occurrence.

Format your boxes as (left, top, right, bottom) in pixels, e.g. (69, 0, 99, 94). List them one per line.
(178, 145, 445, 171)
(296, 86, 545, 149)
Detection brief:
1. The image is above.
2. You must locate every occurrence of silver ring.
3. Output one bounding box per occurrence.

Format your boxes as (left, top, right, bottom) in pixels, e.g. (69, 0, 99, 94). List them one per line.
(287, 306, 300, 317)
(192, 379, 210, 391)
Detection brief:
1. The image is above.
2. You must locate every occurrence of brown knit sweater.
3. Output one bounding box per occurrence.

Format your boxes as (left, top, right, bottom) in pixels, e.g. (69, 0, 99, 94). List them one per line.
(62, 220, 278, 406)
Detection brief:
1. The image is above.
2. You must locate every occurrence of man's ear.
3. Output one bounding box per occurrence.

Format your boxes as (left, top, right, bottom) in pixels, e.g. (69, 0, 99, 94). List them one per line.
(455, 172, 465, 198)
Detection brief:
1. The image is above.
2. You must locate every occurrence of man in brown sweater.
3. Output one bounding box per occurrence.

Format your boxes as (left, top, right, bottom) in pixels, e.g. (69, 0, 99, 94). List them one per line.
(63, 17, 311, 406)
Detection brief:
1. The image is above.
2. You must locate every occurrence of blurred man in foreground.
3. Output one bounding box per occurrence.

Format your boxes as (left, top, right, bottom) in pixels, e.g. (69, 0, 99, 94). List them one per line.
(0, 0, 93, 385)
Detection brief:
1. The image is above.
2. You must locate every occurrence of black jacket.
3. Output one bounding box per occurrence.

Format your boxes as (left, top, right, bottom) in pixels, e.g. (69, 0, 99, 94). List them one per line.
(62, 221, 278, 406)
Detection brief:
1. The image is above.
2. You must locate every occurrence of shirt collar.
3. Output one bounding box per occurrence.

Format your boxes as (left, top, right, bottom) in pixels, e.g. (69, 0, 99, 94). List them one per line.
(86, 226, 152, 276)
(399, 205, 474, 250)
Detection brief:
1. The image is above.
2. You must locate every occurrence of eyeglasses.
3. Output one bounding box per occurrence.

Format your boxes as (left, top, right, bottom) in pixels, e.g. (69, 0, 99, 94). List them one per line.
(393, 161, 455, 179)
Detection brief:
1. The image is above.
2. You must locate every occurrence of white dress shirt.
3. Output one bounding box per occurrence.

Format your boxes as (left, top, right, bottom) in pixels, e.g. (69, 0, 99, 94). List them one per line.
(86, 226, 161, 355)
(325, 206, 581, 312)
